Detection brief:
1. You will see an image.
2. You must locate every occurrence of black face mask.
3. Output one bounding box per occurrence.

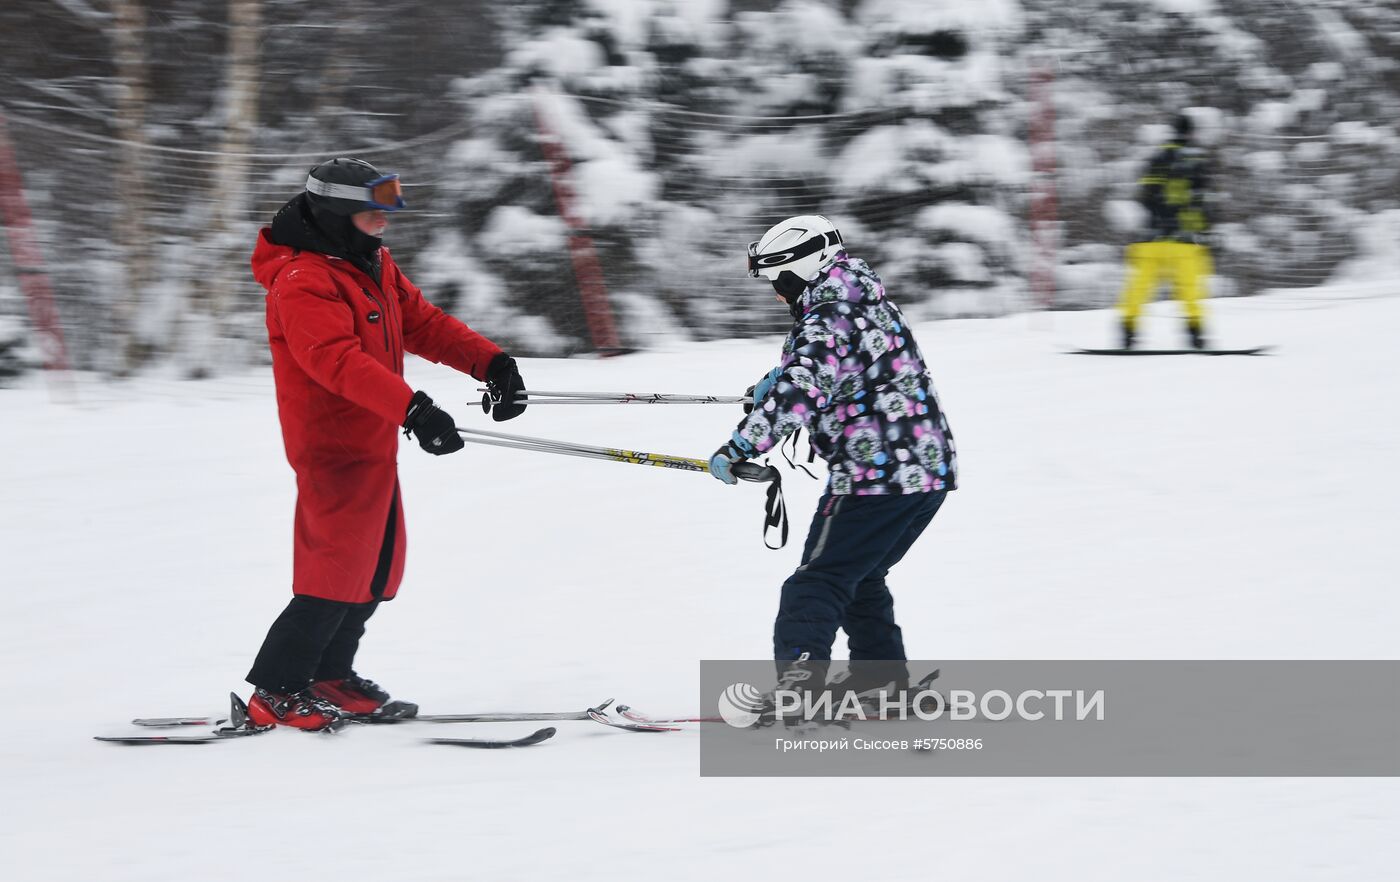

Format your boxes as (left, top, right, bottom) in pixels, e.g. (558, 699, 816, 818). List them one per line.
(308, 200, 381, 258)
(772, 270, 809, 300)
(772, 271, 809, 319)
(345, 224, 383, 256)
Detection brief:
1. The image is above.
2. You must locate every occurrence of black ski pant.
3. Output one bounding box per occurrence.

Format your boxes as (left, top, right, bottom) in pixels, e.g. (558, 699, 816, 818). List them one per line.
(774, 489, 947, 663)
(246, 596, 379, 692)
(246, 483, 397, 693)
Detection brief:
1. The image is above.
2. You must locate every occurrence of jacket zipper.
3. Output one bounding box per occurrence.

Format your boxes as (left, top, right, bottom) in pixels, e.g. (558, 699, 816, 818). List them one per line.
(366, 275, 402, 372)
(359, 285, 394, 367)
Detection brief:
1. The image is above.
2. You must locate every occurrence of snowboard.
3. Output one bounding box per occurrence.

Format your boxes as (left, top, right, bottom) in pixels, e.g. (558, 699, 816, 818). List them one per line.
(1067, 345, 1273, 356)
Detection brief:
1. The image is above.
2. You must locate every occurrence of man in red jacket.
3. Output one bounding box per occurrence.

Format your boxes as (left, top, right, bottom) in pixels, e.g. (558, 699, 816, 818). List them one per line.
(245, 157, 528, 730)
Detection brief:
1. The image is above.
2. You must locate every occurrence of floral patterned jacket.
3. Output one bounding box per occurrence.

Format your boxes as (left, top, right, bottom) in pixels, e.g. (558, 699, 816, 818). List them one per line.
(733, 253, 957, 495)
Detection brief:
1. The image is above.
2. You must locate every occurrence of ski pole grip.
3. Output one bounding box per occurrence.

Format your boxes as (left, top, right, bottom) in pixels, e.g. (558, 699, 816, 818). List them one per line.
(732, 461, 779, 484)
(731, 461, 788, 549)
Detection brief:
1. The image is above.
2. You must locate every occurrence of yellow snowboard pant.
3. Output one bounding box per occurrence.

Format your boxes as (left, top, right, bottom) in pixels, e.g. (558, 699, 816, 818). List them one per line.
(1117, 241, 1211, 324)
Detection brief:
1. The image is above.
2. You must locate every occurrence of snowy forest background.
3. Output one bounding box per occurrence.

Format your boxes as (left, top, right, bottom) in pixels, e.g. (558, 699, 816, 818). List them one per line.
(1, 0, 1399, 378)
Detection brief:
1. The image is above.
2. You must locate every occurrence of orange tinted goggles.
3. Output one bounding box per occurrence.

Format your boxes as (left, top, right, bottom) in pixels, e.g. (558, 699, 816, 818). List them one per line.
(365, 175, 405, 211)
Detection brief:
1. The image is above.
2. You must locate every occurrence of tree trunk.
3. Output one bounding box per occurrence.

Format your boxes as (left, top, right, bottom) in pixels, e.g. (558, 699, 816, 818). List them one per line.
(185, 0, 262, 378)
(109, 0, 152, 375)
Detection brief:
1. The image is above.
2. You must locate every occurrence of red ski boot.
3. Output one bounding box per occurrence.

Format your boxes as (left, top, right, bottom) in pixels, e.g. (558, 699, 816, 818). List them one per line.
(246, 687, 346, 731)
(311, 673, 418, 719)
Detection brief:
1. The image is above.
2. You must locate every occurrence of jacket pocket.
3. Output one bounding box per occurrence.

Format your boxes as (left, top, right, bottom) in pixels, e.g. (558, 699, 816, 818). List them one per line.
(359, 287, 391, 355)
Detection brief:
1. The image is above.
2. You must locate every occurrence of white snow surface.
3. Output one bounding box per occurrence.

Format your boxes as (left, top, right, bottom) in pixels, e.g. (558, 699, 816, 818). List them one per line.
(3, 289, 1399, 880)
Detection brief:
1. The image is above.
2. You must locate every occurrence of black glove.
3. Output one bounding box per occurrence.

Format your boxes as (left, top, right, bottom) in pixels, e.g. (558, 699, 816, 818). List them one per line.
(485, 352, 528, 422)
(403, 391, 464, 455)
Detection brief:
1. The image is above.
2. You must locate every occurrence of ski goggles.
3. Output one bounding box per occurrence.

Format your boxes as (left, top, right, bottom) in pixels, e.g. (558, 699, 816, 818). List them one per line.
(304, 173, 406, 211)
(746, 229, 842, 278)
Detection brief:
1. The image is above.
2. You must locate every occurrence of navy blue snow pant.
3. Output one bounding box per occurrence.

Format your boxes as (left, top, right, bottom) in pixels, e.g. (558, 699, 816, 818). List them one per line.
(774, 489, 947, 662)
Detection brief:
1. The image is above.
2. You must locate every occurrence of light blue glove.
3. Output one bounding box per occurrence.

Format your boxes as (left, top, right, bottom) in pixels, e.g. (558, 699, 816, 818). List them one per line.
(709, 432, 756, 485)
(753, 366, 782, 402)
(745, 367, 783, 414)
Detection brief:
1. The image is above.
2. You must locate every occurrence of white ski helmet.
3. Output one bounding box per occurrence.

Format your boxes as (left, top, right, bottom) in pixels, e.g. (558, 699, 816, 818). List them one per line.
(746, 215, 844, 285)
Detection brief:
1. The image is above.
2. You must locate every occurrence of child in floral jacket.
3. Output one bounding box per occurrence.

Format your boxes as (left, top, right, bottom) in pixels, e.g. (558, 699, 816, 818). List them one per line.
(711, 216, 957, 698)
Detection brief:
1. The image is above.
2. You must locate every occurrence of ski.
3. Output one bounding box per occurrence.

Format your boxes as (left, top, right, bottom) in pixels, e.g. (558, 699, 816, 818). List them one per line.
(617, 669, 941, 725)
(427, 698, 678, 732)
(105, 692, 555, 747)
(130, 715, 219, 727)
(587, 702, 680, 732)
(407, 710, 589, 724)
(100, 693, 274, 744)
(94, 727, 270, 745)
(426, 727, 557, 749)
(1067, 346, 1273, 356)
(843, 668, 945, 720)
(129, 697, 677, 733)
(133, 700, 416, 729)
(98, 724, 554, 748)
(353, 700, 420, 722)
(616, 705, 720, 725)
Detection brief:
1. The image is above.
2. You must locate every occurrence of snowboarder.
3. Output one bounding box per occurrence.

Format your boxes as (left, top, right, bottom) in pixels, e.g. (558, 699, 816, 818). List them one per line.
(709, 215, 958, 710)
(1117, 112, 1214, 350)
(245, 158, 528, 730)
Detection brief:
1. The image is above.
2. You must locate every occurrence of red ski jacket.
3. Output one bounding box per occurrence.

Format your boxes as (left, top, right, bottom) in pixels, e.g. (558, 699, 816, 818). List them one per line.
(252, 227, 502, 603)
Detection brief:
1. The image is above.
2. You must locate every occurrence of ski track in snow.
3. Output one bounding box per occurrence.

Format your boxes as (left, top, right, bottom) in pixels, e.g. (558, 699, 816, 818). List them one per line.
(2, 290, 1398, 880)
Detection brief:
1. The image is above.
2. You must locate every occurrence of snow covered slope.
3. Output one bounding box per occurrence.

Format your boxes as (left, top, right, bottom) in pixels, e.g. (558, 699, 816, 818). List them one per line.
(2, 287, 1397, 880)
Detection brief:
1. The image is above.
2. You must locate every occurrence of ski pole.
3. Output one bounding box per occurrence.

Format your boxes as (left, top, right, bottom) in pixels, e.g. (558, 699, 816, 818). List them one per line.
(482, 396, 753, 411)
(478, 387, 748, 402)
(455, 427, 788, 548)
(477, 387, 748, 414)
(457, 426, 764, 477)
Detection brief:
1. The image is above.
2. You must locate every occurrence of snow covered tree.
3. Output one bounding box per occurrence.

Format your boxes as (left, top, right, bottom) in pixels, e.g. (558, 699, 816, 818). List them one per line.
(2, 0, 1399, 372)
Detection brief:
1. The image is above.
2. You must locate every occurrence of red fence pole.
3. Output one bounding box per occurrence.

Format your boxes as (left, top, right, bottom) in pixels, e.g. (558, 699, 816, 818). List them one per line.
(532, 89, 623, 354)
(0, 111, 71, 374)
